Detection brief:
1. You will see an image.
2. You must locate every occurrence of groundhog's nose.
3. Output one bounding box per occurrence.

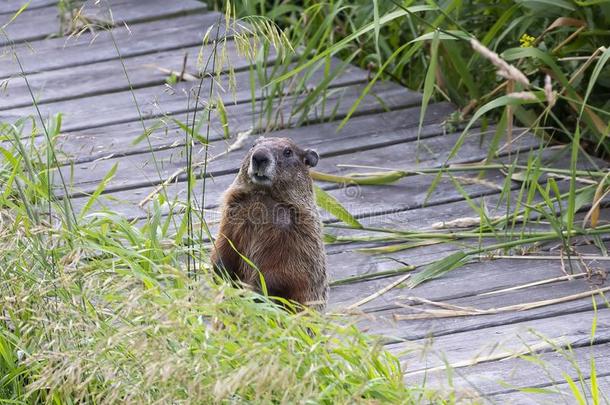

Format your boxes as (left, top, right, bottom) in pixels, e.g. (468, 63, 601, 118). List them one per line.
(251, 150, 271, 170)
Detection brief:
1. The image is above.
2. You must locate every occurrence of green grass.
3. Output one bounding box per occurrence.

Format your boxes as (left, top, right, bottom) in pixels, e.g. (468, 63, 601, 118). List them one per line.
(210, 0, 610, 157)
(0, 224, 417, 402)
(0, 119, 440, 403)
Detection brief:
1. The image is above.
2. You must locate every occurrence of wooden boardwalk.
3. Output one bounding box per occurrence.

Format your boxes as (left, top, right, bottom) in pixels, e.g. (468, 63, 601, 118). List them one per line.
(2, 1, 609, 403)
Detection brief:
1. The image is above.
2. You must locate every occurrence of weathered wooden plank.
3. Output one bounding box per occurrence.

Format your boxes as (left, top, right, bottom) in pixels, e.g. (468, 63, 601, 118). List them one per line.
(356, 275, 608, 341)
(58, 104, 454, 218)
(0, 1, 56, 14)
(328, 206, 609, 312)
(55, 101, 453, 164)
(0, 13, 221, 78)
(0, 0, 206, 46)
(85, 0, 207, 25)
(61, 122, 519, 218)
(0, 41, 262, 110)
(329, 249, 607, 309)
(320, 144, 600, 222)
(387, 307, 610, 374)
(325, 184, 609, 256)
(4, 56, 371, 135)
(323, 179, 608, 256)
(48, 81, 424, 198)
(330, 144, 598, 231)
(328, 228, 608, 309)
(58, 119, 546, 215)
(63, 139, 543, 232)
(490, 374, 610, 405)
(420, 342, 610, 399)
(56, 101, 455, 196)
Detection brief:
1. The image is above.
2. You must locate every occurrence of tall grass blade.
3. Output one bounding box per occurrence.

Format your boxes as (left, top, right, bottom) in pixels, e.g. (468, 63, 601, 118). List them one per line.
(417, 30, 440, 160)
(563, 372, 586, 405)
(1, 2, 29, 30)
(78, 163, 118, 218)
(579, 46, 610, 122)
(566, 126, 581, 246)
(314, 185, 362, 229)
(311, 170, 404, 185)
(590, 357, 599, 405)
(408, 251, 469, 288)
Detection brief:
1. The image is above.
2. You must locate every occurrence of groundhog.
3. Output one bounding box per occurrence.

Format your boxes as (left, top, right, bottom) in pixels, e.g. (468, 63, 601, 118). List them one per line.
(211, 137, 328, 311)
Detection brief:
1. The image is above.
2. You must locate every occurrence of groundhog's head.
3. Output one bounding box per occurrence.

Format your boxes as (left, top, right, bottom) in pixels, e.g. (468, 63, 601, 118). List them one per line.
(241, 137, 318, 190)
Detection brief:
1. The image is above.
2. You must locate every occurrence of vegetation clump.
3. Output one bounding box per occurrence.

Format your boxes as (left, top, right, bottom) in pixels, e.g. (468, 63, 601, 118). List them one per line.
(215, 0, 610, 158)
(0, 120, 430, 403)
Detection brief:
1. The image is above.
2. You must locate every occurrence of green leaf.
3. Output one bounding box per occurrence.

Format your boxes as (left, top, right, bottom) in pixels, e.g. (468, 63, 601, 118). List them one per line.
(502, 47, 566, 84)
(1, 1, 29, 29)
(79, 163, 118, 219)
(357, 239, 445, 254)
(580, 46, 610, 122)
(562, 373, 586, 405)
(170, 117, 209, 145)
(224, 236, 268, 296)
(516, 387, 559, 394)
(314, 185, 362, 229)
(591, 297, 597, 345)
(216, 97, 230, 140)
(591, 357, 599, 405)
(504, 47, 607, 139)
(417, 29, 440, 152)
(573, 0, 610, 4)
(131, 121, 164, 146)
(372, 0, 380, 61)
(566, 126, 580, 238)
(294, 52, 358, 118)
(449, 93, 541, 162)
(443, 41, 479, 99)
(408, 251, 470, 288)
(310, 170, 405, 185)
(561, 186, 594, 225)
(426, 93, 541, 203)
(480, 4, 519, 47)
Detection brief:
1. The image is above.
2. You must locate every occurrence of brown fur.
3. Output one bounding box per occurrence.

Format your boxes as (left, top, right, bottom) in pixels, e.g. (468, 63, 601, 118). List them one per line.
(211, 137, 328, 311)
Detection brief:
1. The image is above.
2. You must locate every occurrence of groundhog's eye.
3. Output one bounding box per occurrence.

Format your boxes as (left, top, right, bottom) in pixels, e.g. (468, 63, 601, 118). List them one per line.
(283, 148, 293, 157)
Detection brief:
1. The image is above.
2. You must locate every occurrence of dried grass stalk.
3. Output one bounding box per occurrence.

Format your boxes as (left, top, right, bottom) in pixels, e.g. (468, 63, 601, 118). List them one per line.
(507, 91, 537, 101)
(431, 215, 512, 229)
(470, 38, 530, 87)
(544, 75, 556, 107)
(346, 274, 410, 310)
(394, 286, 610, 320)
(402, 340, 563, 377)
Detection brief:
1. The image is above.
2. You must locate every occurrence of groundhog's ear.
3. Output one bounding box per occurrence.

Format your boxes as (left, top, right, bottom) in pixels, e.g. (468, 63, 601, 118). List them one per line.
(304, 149, 319, 167)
